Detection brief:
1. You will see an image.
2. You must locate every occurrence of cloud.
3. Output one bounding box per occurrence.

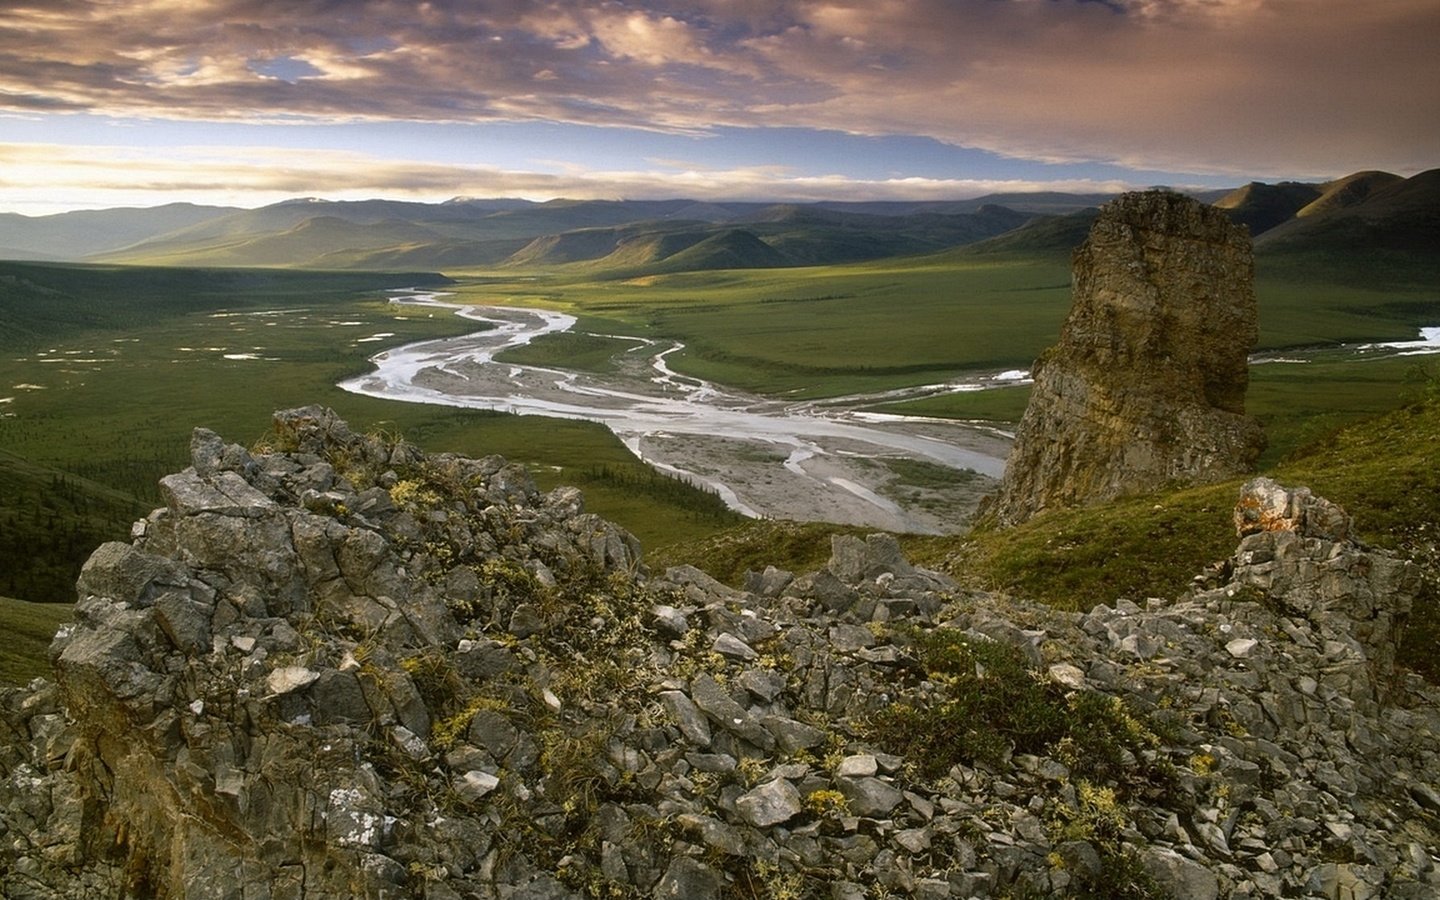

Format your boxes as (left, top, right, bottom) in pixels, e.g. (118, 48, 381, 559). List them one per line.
(0, 140, 1134, 213)
(0, 1, 1435, 179)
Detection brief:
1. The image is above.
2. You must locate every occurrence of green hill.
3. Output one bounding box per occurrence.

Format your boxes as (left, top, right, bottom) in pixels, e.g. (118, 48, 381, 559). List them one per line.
(0, 447, 143, 603)
(1255, 169, 1440, 284)
(1214, 180, 1324, 235)
(0, 596, 73, 684)
(0, 261, 449, 350)
(648, 228, 790, 272)
(105, 216, 450, 268)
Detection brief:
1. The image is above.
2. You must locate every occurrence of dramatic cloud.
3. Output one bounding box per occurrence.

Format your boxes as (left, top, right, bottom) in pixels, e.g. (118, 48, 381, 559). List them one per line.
(0, 140, 1131, 213)
(0, 0, 1435, 180)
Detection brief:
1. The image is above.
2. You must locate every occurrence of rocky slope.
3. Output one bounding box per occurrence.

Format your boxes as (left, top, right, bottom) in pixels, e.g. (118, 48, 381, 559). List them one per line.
(989, 191, 1266, 526)
(1, 409, 1437, 898)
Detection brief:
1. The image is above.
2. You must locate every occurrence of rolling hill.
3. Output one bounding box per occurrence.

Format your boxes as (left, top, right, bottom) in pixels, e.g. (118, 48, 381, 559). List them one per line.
(0, 171, 1434, 279)
(0, 203, 234, 260)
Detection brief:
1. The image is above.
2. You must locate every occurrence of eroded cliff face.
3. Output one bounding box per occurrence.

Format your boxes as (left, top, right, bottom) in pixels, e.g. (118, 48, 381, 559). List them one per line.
(990, 191, 1266, 526)
(1, 411, 1437, 899)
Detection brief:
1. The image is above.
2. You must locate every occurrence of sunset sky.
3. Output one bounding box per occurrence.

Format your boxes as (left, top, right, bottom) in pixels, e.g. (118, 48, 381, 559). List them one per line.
(2, 0, 1436, 215)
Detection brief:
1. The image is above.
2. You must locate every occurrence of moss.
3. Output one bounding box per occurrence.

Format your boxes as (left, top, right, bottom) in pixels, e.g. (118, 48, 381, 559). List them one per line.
(865, 628, 1171, 796)
(905, 396, 1440, 681)
(649, 519, 869, 588)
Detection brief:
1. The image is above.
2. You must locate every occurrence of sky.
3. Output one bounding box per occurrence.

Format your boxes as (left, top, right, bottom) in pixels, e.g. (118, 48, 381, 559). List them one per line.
(1, 0, 1436, 215)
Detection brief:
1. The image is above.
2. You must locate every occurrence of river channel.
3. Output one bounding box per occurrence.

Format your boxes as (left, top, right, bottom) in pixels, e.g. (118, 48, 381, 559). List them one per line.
(338, 291, 1020, 534)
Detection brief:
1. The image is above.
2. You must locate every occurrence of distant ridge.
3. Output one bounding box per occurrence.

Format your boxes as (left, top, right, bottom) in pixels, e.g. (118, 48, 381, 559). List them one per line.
(0, 203, 233, 260)
(1214, 181, 1324, 235)
(2, 172, 1435, 278)
(1253, 168, 1440, 280)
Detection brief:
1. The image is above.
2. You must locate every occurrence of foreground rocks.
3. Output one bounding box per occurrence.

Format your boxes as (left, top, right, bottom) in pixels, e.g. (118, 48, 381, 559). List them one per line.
(2, 409, 1437, 898)
(990, 191, 1266, 526)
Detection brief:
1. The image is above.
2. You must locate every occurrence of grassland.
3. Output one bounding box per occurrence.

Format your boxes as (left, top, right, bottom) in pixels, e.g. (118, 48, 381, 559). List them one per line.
(0, 595, 72, 684)
(2, 245, 1435, 682)
(446, 250, 1437, 458)
(0, 262, 740, 608)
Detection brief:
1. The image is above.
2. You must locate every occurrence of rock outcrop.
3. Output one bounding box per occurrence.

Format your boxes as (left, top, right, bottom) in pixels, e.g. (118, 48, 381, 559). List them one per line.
(990, 190, 1266, 525)
(2, 410, 1437, 898)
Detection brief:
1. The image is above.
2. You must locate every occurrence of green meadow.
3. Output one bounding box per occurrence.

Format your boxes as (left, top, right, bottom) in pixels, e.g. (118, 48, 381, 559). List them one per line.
(1, 247, 1436, 681)
(0, 262, 740, 605)
(463, 251, 1438, 454)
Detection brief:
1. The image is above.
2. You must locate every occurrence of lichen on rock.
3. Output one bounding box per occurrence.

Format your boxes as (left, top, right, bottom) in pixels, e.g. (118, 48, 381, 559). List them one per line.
(1, 409, 1436, 899)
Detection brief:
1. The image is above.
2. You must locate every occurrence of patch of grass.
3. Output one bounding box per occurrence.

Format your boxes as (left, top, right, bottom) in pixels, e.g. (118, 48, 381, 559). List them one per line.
(879, 456, 986, 491)
(866, 628, 1170, 791)
(646, 519, 868, 587)
(0, 597, 72, 684)
(911, 483, 1241, 612)
(494, 331, 642, 374)
(446, 258, 1075, 397)
(908, 395, 1440, 679)
(873, 384, 1032, 423)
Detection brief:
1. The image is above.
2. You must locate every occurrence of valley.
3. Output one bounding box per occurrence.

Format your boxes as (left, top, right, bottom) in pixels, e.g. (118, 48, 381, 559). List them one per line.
(340, 291, 1014, 533)
(1, 172, 1436, 618)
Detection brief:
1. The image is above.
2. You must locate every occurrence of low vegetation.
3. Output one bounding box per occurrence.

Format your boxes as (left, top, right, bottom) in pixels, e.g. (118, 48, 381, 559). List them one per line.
(659, 393, 1440, 681)
(0, 596, 72, 684)
(2, 242, 1436, 682)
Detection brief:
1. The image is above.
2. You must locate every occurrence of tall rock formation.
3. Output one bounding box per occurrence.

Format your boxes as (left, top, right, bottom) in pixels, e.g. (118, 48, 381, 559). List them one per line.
(990, 191, 1265, 525)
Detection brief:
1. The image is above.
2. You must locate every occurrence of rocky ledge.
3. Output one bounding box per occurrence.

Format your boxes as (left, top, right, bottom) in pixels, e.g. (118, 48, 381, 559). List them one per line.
(1, 408, 1436, 898)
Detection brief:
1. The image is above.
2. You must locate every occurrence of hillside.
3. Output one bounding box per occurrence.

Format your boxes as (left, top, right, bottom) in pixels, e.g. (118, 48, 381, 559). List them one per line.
(0, 203, 233, 260)
(3, 174, 1434, 279)
(1213, 180, 1323, 235)
(1, 406, 1435, 898)
(1255, 168, 1440, 283)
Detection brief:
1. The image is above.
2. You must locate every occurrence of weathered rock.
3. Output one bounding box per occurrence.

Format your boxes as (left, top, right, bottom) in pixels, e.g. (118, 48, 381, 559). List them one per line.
(1, 411, 1435, 900)
(1234, 475, 1351, 540)
(653, 857, 723, 899)
(734, 778, 802, 827)
(990, 191, 1265, 525)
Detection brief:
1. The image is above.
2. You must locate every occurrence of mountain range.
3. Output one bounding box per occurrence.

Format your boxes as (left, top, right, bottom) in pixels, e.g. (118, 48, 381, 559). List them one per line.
(0, 170, 1435, 275)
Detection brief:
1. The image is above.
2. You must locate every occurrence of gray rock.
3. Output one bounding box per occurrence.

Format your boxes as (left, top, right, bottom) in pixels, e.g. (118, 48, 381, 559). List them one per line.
(690, 674, 775, 750)
(651, 605, 690, 639)
(737, 668, 787, 703)
(836, 754, 878, 778)
(453, 770, 500, 803)
(508, 604, 544, 638)
(735, 778, 802, 828)
(712, 633, 758, 661)
(160, 470, 276, 518)
(1144, 846, 1220, 900)
(761, 715, 825, 753)
(836, 776, 904, 818)
(659, 691, 711, 748)
(653, 857, 723, 900)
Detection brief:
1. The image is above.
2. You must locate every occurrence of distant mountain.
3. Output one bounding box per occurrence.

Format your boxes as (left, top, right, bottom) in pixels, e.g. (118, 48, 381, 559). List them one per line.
(1292, 171, 1404, 219)
(95, 216, 451, 268)
(1215, 170, 1415, 239)
(1215, 181, 1325, 235)
(609, 228, 789, 274)
(0, 203, 235, 260)
(3, 173, 1434, 279)
(953, 209, 1100, 258)
(1253, 169, 1440, 281)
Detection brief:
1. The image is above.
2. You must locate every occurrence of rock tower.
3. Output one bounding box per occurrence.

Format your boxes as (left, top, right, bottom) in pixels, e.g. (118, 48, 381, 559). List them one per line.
(990, 191, 1265, 525)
